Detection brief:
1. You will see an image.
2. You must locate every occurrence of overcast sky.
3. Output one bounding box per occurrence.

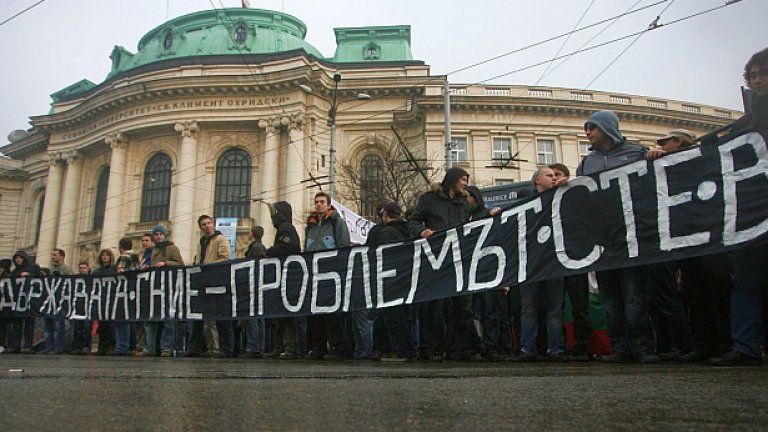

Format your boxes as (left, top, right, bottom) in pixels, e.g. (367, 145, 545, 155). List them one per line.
(0, 0, 765, 140)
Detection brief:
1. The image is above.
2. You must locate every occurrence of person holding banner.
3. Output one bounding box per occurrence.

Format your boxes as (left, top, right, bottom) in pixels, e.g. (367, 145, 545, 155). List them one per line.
(140, 225, 185, 358)
(240, 226, 266, 359)
(408, 167, 477, 362)
(305, 191, 353, 360)
(513, 168, 569, 362)
(188, 215, 234, 358)
(375, 202, 417, 361)
(7, 251, 40, 354)
(264, 201, 303, 360)
(711, 47, 768, 367)
(577, 110, 659, 363)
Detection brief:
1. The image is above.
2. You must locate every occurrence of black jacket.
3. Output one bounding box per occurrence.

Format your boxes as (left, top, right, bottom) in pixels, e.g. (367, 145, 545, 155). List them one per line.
(246, 241, 267, 259)
(408, 167, 471, 237)
(266, 201, 301, 257)
(379, 219, 413, 243)
(10, 250, 40, 277)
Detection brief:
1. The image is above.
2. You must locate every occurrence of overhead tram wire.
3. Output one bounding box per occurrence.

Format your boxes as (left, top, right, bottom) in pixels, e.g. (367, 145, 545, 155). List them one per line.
(535, 0, 597, 85)
(0, 0, 47, 27)
(32, 0, 745, 240)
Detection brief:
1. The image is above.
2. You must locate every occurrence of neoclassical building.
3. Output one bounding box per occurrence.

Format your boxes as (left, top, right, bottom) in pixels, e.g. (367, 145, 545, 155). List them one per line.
(0, 8, 740, 268)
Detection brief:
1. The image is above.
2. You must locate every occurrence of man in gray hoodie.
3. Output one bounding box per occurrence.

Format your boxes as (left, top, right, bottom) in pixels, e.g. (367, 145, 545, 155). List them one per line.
(576, 110, 659, 363)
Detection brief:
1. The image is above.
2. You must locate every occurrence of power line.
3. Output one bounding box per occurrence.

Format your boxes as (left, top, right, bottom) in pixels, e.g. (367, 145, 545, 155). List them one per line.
(0, 0, 46, 27)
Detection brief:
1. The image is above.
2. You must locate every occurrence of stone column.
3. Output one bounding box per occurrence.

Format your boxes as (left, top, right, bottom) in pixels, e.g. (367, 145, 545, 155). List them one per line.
(57, 150, 84, 267)
(173, 121, 199, 263)
(258, 118, 280, 243)
(101, 132, 129, 254)
(287, 114, 305, 229)
(36, 153, 65, 268)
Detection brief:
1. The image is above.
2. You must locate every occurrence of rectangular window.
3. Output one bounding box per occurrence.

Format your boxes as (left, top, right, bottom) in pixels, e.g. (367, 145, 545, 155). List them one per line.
(451, 137, 468, 163)
(492, 138, 511, 166)
(495, 179, 515, 186)
(537, 139, 555, 165)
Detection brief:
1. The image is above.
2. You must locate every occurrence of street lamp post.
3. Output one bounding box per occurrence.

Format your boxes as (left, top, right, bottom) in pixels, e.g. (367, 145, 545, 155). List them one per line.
(300, 73, 370, 199)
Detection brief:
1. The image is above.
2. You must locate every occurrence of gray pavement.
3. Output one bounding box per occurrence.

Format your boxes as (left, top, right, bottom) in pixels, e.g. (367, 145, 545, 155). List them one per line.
(0, 354, 766, 431)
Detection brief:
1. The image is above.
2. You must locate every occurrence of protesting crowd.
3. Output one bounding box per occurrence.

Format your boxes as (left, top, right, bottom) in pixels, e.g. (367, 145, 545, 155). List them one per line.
(0, 47, 766, 368)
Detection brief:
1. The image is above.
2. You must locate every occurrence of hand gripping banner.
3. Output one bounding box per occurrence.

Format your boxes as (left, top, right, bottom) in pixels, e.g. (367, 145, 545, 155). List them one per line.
(2, 130, 768, 321)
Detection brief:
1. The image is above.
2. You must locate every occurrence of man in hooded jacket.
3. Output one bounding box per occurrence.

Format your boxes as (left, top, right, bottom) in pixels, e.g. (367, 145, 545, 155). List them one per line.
(408, 167, 478, 361)
(576, 110, 658, 363)
(265, 201, 304, 359)
(8, 251, 40, 353)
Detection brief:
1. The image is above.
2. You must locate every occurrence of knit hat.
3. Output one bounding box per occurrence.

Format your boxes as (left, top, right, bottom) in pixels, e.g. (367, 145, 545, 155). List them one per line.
(585, 110, 623, 146)
(152, 225, 168, 236)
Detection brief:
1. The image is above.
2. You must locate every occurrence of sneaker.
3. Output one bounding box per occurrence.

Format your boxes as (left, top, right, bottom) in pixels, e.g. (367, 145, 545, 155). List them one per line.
(660, 351, 698, 362)
(239, 352, 263, 359)
(323, 350, 348, 361)
(306, 350, 325, 360)
(571, 352, 591, 362)
(263, 350, 281, 359)
(278, 351, 298, 360)
(710, 350, 763, 367)
(511, 352, 538, 362)
(134, 350, 153, 357)
(456, 351, 483, 362)
(483, 351, 504, 362)
(637, 353, 661, 364)
(599, 352, 632, 363)
(380, 352, 410, 362)
(370, 350, 384, 361)
(160, 351, 173, 358)
(549, 352, 571, 362)
(428, 352, 443, 362)
(21, 349, 35, 355)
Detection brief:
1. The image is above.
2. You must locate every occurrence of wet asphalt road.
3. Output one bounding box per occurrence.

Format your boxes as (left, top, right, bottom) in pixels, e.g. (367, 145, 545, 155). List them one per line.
(0, 354, 766, 431)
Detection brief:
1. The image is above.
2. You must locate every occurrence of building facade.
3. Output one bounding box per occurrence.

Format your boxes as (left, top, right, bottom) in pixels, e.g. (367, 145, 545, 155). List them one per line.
(0, 8, 740, 268)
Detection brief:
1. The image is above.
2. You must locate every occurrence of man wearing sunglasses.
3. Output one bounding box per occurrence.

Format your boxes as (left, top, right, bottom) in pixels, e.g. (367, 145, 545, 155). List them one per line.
(576, 110, 658, 363)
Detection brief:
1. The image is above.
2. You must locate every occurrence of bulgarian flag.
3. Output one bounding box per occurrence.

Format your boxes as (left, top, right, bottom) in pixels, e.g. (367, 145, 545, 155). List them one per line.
(564, 272, 612, 356)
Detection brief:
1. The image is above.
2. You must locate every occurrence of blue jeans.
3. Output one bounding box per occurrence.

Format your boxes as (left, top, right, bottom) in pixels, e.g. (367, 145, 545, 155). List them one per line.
(727, 245, 768, 358)
(111, 322, 131, 354)
(44, 318, 66, 353)
(245, 318, 265, 353)
(520, 278, 565, 355)
(351, 311, 373, 359)
(160, 320, 187, 354)
(596, 266, 655, 355)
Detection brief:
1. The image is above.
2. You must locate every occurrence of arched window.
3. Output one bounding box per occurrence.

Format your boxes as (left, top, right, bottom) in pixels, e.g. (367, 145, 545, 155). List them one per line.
(93, 167, 109, 230)
(360, 154, 384, 218)
(215, 148, 251, 218)
(140, 153, 172, 222)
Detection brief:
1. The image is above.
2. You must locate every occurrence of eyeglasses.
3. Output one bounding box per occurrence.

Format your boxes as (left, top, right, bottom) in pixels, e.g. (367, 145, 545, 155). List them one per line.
(584, 124, 598, 132)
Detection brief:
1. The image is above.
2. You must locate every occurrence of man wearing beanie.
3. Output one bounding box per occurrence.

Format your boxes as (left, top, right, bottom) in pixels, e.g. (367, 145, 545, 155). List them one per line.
(576, 110, 659, 364)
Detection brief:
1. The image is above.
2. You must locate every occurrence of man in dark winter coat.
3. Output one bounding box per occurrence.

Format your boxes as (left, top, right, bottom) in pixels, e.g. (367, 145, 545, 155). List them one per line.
(376, 202, 417, 361)
(710, 47, 768, 366)
(264, 201, 303, 359)
(408, 167, 478, 362)
(577, 110, 658, 364)
(8, 251, 40, 353)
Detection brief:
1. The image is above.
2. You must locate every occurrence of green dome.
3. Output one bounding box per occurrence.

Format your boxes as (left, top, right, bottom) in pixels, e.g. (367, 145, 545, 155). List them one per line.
(106, 8, 324, 79)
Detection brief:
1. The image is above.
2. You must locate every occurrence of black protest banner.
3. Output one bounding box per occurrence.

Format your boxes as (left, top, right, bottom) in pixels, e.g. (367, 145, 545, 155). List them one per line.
(2, 131, 768, 321)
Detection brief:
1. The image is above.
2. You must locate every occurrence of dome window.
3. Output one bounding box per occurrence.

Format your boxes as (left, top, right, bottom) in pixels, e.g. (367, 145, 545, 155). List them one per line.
(163, 32, 174, 50)
(234, 25, 248, 45)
